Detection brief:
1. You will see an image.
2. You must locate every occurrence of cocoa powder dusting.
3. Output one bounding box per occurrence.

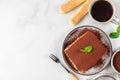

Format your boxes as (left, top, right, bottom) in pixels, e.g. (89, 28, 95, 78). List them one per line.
(95, 59, 103, 68)
(113, 51, 120, 72)
(64, 28, 105, 70)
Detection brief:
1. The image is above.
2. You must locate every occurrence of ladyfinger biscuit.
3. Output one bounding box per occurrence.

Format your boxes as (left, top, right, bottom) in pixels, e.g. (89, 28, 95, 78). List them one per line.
(69, 0, 92, 25)
(59, 0, 86, 14)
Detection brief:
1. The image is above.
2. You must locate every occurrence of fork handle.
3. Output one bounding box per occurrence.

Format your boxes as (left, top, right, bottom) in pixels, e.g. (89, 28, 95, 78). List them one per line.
(69, 72, 79, 80)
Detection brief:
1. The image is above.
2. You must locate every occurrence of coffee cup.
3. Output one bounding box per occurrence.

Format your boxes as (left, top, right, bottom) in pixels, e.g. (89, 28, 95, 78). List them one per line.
(111, 49, 120, 74)
(89, 0, 120, 25)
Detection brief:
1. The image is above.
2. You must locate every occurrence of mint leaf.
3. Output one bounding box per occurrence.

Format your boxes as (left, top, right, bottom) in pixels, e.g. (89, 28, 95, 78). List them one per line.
(109, 32, 119, 39)
(117, 25, 120, 33)
(80, 46, 93, 53)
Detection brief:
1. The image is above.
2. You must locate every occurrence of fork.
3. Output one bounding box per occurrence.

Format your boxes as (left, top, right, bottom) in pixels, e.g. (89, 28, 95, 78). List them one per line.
(49, 54, 79, 80)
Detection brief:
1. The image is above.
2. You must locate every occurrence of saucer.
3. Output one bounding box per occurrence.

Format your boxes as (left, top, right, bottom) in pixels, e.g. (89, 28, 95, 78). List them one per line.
(62, 25, 112, 75)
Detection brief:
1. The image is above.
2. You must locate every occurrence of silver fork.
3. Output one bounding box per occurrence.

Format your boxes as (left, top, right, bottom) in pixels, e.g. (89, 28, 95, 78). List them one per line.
(49, 54, 79, 80)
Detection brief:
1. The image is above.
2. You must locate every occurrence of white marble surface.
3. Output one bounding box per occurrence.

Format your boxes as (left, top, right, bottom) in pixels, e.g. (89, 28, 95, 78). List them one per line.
(0, 0, 120, 80)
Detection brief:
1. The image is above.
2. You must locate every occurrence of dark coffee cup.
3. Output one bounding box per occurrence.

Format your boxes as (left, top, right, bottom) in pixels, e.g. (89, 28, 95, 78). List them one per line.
(89, 0, 120, 25)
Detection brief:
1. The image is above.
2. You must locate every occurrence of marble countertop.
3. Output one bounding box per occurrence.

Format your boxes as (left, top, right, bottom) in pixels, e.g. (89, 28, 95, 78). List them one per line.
(0, 0, 120, 80)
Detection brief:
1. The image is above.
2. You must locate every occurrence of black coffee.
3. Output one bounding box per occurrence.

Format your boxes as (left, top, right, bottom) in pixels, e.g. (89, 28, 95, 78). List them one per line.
(91, 0, 113, 22)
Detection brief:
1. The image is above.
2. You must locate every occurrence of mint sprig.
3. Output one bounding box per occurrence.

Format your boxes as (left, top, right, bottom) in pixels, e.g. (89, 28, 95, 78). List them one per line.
(109, 32, 119, 38)
(117, 25, 120, 33)
(80, 46, 93, 53)
(109, 25, 120, 39)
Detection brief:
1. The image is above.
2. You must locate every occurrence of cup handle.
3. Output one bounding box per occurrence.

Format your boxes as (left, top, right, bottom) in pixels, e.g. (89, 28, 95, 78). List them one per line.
(111, 16, 120, 25)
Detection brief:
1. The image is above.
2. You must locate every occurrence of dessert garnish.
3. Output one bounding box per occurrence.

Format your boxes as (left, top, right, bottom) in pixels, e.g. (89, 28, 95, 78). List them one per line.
(80, 46, 93, 53)
(109, 25, 120, 39)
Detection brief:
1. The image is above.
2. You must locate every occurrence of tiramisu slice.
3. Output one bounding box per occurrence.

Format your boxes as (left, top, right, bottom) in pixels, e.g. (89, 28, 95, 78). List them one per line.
(64, 31, 108, 73)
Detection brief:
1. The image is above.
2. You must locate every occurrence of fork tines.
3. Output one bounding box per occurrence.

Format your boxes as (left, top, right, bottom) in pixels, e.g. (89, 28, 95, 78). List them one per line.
(49, 54, 60, 63)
